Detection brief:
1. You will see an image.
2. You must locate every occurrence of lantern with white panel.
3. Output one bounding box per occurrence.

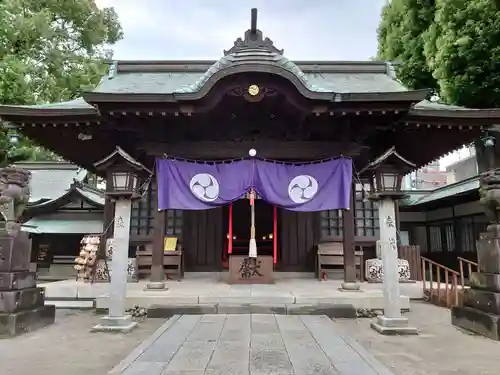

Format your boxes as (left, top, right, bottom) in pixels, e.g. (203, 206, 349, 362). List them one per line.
(359, 146, 419, 335)
(92, 146, 151, 333)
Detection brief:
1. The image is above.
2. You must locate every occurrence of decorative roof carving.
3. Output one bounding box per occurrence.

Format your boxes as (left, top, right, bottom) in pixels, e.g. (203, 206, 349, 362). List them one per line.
(224, 8, 283, 55)
(224, 31, 283, 56)
(174, 8, 329, 95)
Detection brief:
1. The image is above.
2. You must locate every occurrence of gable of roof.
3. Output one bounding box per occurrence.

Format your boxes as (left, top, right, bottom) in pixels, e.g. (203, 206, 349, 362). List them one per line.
(28, 180, 105, 209)
(91, 60, 408, 97)
(13, 162, 88, 203)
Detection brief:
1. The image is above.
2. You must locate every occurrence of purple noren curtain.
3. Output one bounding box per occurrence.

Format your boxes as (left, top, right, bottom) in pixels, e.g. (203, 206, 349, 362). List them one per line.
(156, 157, 352, 212)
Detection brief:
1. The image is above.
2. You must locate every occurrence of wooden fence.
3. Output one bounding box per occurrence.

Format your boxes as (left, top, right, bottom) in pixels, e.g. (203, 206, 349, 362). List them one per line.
(398, 245, 422, 281)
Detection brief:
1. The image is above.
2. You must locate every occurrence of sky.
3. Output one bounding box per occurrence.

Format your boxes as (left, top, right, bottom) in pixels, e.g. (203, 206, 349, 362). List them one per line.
(93, 0, 468, 168)
(95, 0, 387, 61)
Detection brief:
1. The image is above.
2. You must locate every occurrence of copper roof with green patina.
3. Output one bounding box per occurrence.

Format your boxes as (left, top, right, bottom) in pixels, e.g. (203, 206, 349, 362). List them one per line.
(401, 175, 480, 206)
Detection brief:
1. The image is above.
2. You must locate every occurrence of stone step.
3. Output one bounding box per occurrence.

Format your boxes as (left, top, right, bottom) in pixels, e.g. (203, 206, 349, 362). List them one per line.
(144, 303, 412, 318)
(451, 305, 500, 341)
(44, 298, 94, 309)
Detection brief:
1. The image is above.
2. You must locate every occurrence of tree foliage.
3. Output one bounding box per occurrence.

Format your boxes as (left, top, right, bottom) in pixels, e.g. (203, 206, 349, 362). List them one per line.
(378, 0, 437, 91)
(378, 0, 500, 108)
(0, 0, 123, 164)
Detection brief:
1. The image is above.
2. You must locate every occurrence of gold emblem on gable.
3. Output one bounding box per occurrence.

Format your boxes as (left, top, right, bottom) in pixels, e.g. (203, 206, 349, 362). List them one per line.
(248, 84, 260, 96)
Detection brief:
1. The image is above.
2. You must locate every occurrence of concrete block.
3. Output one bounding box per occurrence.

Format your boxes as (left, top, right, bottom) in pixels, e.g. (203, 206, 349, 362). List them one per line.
(198, 296, 294, 304)
(452, 305, 500, 341)
(464, 288, 500, 315)
(0, 271, 36, 290)
(286, 303, 357, 318)
(216, 303, 286, 315)
(470, 272, 500, 293)
(0, 287, 45, 313)
(147, 304, 217, 318)
(0, 304, 55, 338)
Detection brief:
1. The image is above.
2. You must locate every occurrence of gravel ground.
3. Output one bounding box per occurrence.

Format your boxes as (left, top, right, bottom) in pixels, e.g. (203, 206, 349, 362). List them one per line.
(0, 310, 164, 375)
(333, 301, 500, 375)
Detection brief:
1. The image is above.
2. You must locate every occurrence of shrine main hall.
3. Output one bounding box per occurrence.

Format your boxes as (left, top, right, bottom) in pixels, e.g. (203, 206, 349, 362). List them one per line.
(1, 11, 499, 284)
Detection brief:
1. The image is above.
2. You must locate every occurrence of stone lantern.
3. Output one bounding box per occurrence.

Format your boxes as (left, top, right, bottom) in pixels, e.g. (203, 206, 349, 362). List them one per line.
(359, 147, 418, 335)
(0, 167, 56, 337)
(92, 147, 151, 333)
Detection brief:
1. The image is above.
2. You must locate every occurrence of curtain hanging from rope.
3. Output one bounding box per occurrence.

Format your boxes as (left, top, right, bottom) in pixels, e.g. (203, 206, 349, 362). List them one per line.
(156, 157, 352, 212)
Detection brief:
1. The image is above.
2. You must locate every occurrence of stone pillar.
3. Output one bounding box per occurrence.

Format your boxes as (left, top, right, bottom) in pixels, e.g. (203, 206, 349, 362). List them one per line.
(370, 198, 418, 335)
(341, 185, 359, 290)
(147, 187, 166, 290)
(451, 225, 500, 340)
(92, 198, 137, 332)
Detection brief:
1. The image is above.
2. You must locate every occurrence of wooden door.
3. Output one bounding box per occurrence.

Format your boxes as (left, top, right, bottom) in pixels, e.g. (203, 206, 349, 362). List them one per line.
(182, 208, 223, 271)
(279, 210, 319, 272)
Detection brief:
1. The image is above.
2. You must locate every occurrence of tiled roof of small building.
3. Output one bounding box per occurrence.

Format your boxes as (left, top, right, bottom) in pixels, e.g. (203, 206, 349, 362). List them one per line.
(13, 162, 88, 203)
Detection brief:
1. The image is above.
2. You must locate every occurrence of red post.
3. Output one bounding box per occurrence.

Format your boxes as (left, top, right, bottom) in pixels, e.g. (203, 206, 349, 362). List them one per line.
(273, 205, 277, 264)
(228, 203, 233, 254)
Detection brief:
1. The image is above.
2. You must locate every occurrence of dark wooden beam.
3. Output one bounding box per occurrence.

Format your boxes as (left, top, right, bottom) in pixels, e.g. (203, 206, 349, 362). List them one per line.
(140, 141, 363, 160)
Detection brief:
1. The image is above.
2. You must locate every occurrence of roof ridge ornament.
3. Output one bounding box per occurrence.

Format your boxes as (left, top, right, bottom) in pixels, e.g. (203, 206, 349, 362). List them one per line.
(224, 8, 284, 56)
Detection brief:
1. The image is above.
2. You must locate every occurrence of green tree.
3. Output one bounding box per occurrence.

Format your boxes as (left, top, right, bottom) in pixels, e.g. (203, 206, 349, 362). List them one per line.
(378, 0, 500, 108)
(377, 0, 437, 91)
(0, 0, 123, 164)
(425, 0, 500, 108)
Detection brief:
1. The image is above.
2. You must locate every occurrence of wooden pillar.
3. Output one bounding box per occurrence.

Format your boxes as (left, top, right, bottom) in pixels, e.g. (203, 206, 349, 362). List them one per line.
(342, 182, 357, 284)
(148, 178, 166, 289)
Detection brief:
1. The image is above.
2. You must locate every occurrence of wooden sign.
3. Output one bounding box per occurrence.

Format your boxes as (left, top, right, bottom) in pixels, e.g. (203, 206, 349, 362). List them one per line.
(228, 255, 274, 284)
(163, 237, 178, 252)
(37, 244, 50, 262)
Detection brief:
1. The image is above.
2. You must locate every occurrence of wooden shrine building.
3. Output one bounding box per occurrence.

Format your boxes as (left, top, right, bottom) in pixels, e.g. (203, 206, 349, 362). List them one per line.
(11, 162, 105, 279)
(1, 9, 500, 277)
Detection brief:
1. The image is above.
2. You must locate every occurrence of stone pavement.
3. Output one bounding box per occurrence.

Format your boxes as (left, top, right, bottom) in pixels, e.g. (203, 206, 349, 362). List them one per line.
(111, 314, 395, 375)
(40, 276, 420, 310)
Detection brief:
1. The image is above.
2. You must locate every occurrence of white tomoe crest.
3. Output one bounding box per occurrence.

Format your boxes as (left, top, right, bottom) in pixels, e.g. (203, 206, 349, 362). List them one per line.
(287, 175, 319, 204)
(189, 173, 220, 202)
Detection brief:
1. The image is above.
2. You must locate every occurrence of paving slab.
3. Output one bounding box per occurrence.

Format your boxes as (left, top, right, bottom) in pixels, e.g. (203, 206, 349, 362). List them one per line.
(109, 314, 395, 375)
(43, 277, 418, 313)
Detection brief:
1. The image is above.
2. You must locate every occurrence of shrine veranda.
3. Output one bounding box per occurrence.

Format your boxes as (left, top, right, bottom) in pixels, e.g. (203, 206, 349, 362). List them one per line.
(1, 12, 500, 282)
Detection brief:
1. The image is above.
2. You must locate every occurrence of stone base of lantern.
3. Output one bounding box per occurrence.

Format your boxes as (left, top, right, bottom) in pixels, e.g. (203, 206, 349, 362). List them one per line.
(339, 282, 361, 291)
(91, 315, 138, 333)
(370, 315, 419, 335)
(145, 281, 167, 291)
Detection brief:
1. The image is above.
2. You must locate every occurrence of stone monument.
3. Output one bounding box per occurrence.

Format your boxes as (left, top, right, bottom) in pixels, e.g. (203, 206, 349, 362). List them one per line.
(0, 167, 55, 338)
(451, 168, 500, 340)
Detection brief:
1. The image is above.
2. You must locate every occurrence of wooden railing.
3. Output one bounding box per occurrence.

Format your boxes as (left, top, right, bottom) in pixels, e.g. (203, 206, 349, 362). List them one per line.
(458, 257, 479, 288)
(421, 256, 461, 308)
